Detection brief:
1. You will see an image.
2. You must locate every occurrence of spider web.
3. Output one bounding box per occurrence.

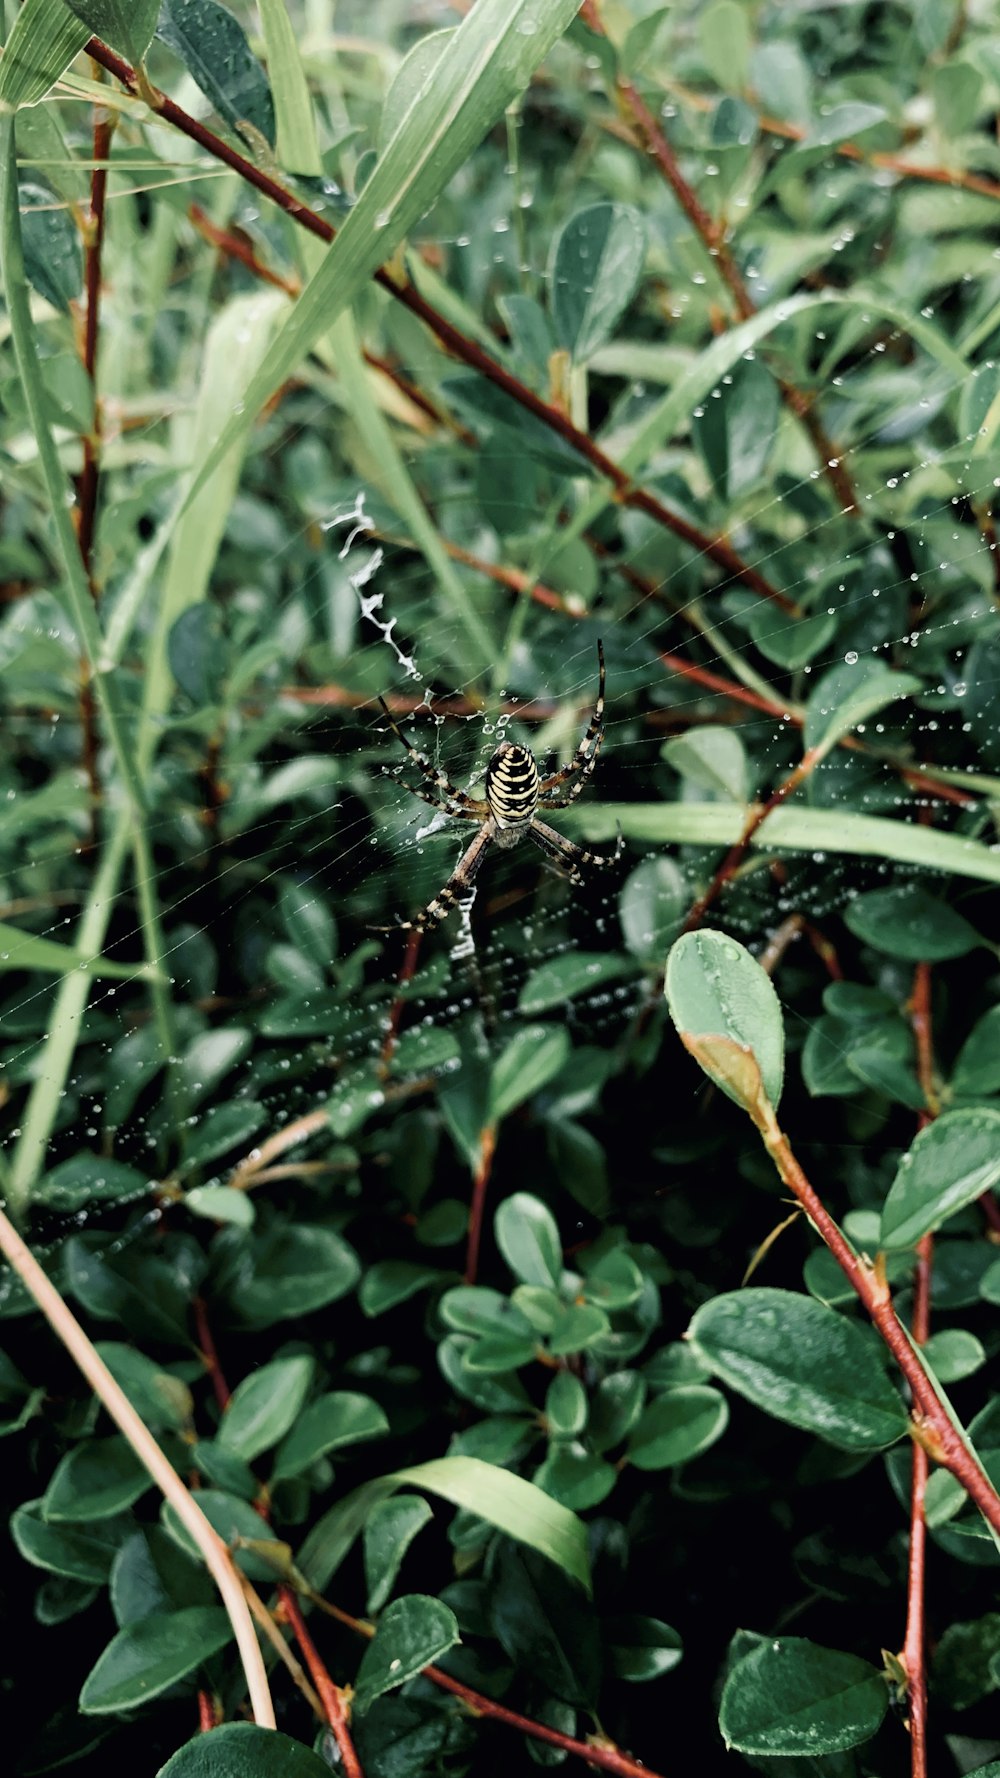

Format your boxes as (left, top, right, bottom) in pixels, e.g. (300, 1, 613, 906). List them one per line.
(1, 146, 997, 1306)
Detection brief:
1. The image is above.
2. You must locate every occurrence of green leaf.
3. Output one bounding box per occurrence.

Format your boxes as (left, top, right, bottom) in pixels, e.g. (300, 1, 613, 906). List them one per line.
(607, 1616, 683, 1682)
(665, 930, 785, 1112)
(588, 1372, 646, 1453)
(34, 1154, 150, 1212)
(663, 727, 749, 802)
(299, 1455, 590, 1595)
(64, 0, 160, 65)
(548, 202, 646, 363)
(159, 1724, 335, 1777)
(0, 0, 91, 108)
(277, 878, 336, 971)
(844, 885, 981, 962)
(359, 1260, 444, 1315)
(176, 0, 586, 552)
(489, 1025, 571, 1121)
(545, 1371, 587, 1440)
(181, 1027, 252, 1105)
(618, 857, 687, 961)
(719, 1637, 888, 1754)
(490, 1540, 600, 1707)
(224, 1222, 360, 1325)
(364, 1495, 434, 1614)
(94, 1343, 193, 1432)
(689, 1288, 907, 1451)
(157, 0, 275, 145)
(273, 1393, 390, 1481)
(931, 1614, 1000, 1710)
(378, 29, 453, 154)
(932, 60, 983, 139)
(11, 1502, 130, 1582)
(518, 951, 633, 1015)
(495, 1192, 563, 1287)
(185, 1185, 256, 1229)
(534, 1443, 617, 1510)
(880, 1108, 1000, 1250)
(626, 1385, 729, 1470)
(547, 1303, 609, 1356)
(183, 1101, 267, 1169)
(747, 604, 837, 671)
(760, 103, 888, 193)
(571, 800, 1000, 886)
(693, 359, 780, 502)
(803, 660, 923, 759)
(951, 1006, 1000, 1095)
(699, 0, 751, 89)
(161, 1491, 286, 1582)
(0, 918, 159, 981)
(79, 1607, 232, 1713)
(354, 1595, 460, 1713)
(922, 1329, 986, 1384)
(393, 1457, 590, 1594)
(168, 603, 224, 705)
(18, 180, 81, 312)
(43, 1437, 152, 1522)
(218, 1355, 315, 1460)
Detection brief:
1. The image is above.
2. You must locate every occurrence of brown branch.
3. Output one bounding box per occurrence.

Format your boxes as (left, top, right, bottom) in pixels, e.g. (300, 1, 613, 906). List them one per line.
(308, 1594, 667, 1778)
(379, 927, 422, 1073)
(755, 1113, 1000, 1537)
(578, 0, 858, 515)
(656, 75, 1000, 208)
(901, 961, 937, 1775)
(464, 1122, 496, 1286)
(279, 1590, 365, 1778)
(82, 35, 792, 610)
(682, 743, 826, 931)
(74, 76, 114, 839)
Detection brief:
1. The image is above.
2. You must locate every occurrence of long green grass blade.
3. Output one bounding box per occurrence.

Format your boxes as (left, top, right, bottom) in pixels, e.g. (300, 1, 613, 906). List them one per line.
(175, 0, 582, 529)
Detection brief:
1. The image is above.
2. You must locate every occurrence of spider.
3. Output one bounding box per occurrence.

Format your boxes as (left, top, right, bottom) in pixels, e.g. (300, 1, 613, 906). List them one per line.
(375, 640, 623, 932)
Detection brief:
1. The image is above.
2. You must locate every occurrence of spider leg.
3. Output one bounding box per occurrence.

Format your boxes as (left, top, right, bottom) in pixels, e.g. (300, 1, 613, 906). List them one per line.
(374, 820, 496, 933)
(394, 776, 487, 819)
(378, 697, 483, 814)
(537, 639, 607, 808)
(530, 817, 623, 885)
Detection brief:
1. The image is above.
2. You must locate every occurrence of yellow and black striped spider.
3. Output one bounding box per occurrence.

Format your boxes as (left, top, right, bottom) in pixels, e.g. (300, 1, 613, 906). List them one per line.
(376, 640, 623, 932)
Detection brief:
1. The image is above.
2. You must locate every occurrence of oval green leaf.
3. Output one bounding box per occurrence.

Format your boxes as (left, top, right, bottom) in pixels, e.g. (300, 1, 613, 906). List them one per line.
(626, 1385, 729, 1470)
(218, 1354, 315, 1459)
(353, 1594, 460, 1713)
(495, 1192, 563, 1288)
(689, 1288, 907, 1451)
(79, 1607, 232, 1713)
(719, 1636, 888, 1754)
(880, 1108, 1000, 1250)
(665, 930, 784, 1111)
(549, 201, 647, 362)
(159, 1723, 334, 1777)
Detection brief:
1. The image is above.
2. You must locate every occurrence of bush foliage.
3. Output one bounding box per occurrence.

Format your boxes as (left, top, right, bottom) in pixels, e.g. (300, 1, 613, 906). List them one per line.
(1, 0, 1000, 1774)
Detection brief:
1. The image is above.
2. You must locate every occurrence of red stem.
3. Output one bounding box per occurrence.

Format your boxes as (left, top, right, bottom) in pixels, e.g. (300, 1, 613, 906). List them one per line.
(464, 1124, 496, 1285)
(82, 35, 791, 609)
(279, 1590, 365, 1778)
(683, 744, 825, 931)
(379, 927, 423, 1072)
(759, 1121, 1000, 1535)
(314, 1595, 666, 1778)
(194, 1296, 231, 1412)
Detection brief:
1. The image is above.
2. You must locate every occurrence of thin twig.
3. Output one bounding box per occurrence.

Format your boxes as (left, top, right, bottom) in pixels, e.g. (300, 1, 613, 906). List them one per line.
(82, 35, 791, 609)
(0, 1205, 275, 1727)
(464, 1123, 497, 1285)
(749, 1110, 1000, 1536)
(308, 1592, 667, 1778)
(279, 1590, 365, 1778)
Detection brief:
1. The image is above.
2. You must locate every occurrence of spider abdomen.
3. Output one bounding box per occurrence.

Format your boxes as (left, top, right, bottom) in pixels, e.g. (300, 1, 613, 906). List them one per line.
(486, 742, 539, 841)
